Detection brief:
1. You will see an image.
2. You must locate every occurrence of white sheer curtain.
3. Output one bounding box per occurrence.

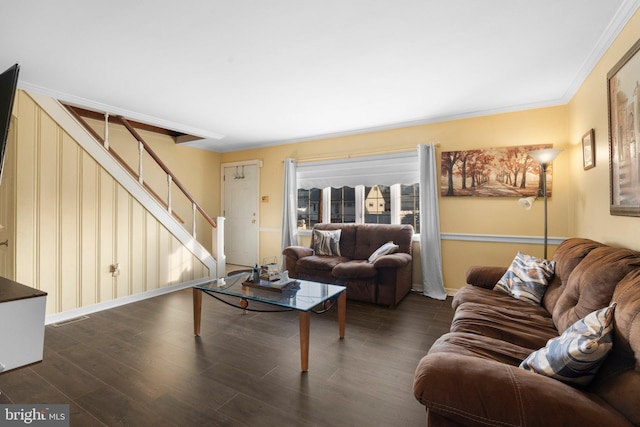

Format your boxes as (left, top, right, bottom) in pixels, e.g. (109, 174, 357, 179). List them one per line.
(281, 158, 298, 256)
(419, 143, 447, 300)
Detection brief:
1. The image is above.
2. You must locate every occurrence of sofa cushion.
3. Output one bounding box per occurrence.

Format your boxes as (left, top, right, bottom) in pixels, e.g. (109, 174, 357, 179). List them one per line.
(552, 246, 640, 332)
(453, 284, 554, 312)
(312, 228, 342, 256)
(588, 269, 640, 425)
(312, 223, 358, 259)
(297, 255, 348, 272)
(332, 260, 377, 279)
(494, 252, 555, 305)
(520, 303, 616, 387)
(352, 223, 413, 260)
(451, 301, 558, 350)
(542, 238, 604, 314)
(414, 351, 633, 427)
(368, 241, 398, 263)
(427, 332, 534, 366)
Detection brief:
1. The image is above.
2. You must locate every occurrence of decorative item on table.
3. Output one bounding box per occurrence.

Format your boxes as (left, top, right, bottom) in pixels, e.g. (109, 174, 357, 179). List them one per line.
(260, 256, 281, 282)
(248, 264, 260, 282)
(242, 270, 297, 292)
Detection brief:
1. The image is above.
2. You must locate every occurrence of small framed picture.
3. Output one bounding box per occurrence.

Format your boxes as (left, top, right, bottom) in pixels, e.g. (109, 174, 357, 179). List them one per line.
(582, 128, 595, 170)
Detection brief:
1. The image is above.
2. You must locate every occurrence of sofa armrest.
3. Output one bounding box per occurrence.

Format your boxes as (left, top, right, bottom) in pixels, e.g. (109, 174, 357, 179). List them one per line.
(282, 246, 313, 260)
(465, 266, 507, 289)
(414, 353, 632, 427)
(282, 246, 313, 278)
(372, 252, 411, 268)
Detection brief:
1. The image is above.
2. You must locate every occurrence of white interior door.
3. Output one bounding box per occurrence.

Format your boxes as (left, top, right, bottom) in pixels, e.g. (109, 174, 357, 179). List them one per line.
(223, 162, 259, 267)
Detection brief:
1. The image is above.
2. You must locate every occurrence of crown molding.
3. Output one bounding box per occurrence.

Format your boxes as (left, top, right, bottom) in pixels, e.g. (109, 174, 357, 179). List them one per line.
(561, 0, 640, 101)
(18, 81, 225, 141)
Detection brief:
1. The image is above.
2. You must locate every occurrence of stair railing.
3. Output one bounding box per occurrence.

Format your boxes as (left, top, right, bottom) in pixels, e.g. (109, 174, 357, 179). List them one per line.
(65, 106, 217, 243)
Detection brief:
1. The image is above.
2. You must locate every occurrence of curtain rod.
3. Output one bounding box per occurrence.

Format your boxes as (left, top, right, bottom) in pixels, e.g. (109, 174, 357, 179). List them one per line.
(286, 144, 440, 164)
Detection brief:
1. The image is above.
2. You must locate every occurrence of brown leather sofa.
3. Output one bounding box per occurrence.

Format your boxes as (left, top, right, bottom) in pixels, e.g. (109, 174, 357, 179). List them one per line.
(413, 238, 640, 427)
(282, 223, 413, 306)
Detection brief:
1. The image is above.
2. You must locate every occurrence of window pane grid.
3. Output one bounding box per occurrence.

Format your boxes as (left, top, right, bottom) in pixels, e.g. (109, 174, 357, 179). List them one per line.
(400, 184, 420, 233)
(297, 183, 420, 232)
(297, 188, 321, 229)
(330, 187, 356, 223)
(364, 185, 391, 224)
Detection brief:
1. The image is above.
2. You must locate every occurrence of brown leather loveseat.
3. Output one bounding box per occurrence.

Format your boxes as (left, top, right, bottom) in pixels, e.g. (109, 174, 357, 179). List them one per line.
(413, 238, 640, 426)
(283, 223, 413, 306)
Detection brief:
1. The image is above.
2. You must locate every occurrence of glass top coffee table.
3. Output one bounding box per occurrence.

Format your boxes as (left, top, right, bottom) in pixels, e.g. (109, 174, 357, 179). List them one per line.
(193, 273, 346, 372)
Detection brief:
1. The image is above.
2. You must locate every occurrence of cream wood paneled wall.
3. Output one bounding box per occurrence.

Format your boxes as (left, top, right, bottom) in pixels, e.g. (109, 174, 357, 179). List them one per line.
(77, 116, 220, 255)
(10, 91, 209, 315)
(0, 117, 16, 279)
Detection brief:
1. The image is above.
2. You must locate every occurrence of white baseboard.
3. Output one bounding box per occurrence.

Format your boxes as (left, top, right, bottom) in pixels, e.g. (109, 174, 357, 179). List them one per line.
(412, 284, 458, 297)
(45, 277, 212, 325)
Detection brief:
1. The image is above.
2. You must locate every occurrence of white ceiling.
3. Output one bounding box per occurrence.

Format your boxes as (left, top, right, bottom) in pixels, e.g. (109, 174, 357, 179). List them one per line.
(2, 1, 639, 152)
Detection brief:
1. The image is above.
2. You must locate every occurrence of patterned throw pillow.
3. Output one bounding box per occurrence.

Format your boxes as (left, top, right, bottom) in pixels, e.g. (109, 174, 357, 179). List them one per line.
(494, 252, 555, 304)
(519, 303, 616, 387)
(312, 229, 342, 256)
(368, 241, 399, 263)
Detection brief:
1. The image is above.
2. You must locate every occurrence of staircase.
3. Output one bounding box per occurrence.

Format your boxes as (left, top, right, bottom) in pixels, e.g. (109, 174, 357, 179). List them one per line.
(29, 92, 224, 279)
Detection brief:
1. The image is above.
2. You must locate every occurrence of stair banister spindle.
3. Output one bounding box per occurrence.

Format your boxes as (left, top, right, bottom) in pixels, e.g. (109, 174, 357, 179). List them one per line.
(112, 115, 216, 229)
(138, 141, 144, 184)
(104, 113, 110, 150)
(167, 175, 173, 215)
(192, 203, 197, 238)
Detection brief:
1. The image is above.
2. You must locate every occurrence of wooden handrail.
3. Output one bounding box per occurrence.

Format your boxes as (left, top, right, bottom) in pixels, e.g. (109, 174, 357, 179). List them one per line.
(108, 149, 185, 224)
(114, 116, 216, 228)
(64, 104, 214, 229)
(66, 106, 105, 144)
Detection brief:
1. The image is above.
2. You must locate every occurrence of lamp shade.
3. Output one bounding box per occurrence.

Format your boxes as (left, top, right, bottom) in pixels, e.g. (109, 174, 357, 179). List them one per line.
(528, 148, 563, 164)
(518, 196, 536, 210)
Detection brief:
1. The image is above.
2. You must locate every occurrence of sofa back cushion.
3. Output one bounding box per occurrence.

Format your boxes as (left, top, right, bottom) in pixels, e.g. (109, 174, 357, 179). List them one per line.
(588, 269, 640, 425)
(542, 238, 604, 315)
(312, 223, 358, 259)
(312, 223, 413, 261)
(551, 245, 640, 333)
(353, 224, 413, 260)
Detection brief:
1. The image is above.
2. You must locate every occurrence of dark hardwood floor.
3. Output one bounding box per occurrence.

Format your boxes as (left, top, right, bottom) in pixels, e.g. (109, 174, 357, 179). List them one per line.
(0, 288, 453, 426)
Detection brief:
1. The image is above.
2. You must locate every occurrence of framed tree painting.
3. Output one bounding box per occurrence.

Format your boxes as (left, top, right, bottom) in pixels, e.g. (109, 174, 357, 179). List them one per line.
(608, 38, 640, 216)
(440, 144, 553, 197)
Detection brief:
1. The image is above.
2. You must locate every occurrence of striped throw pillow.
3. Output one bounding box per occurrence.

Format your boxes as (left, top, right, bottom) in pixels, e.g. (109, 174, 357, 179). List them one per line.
(494, 252, 555, 304)
(312, 229, 342, 257)
(519, 303, 616, 387)
(368, 241, 399, 263)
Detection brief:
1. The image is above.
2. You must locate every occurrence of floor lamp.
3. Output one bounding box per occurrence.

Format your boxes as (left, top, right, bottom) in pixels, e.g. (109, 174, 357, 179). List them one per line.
(521, 148, 563, 259)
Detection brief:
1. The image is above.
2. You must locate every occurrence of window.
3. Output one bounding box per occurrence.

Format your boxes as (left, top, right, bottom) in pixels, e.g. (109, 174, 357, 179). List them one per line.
(400, 184, 420, 233)
(364, 185, 391, 224)
(295, 151, 421, 232)
(297, 188, 321, 230)
(297, 183, 419, 231)
(331, 187, 356, 223)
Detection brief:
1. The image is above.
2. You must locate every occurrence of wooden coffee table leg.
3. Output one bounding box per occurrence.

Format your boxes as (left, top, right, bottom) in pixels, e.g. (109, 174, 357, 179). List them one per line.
(193, 288, 202, 336)
(338, 291, 346, 339)
(299, 311, 311, 372)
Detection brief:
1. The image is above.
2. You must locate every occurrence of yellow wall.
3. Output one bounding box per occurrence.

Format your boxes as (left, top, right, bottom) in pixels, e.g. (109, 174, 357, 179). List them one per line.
(10, 92, 210, 314)
(568, 8, 640, 246)
(222, 105, 570, 292)
(220, 9, 640, 294)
